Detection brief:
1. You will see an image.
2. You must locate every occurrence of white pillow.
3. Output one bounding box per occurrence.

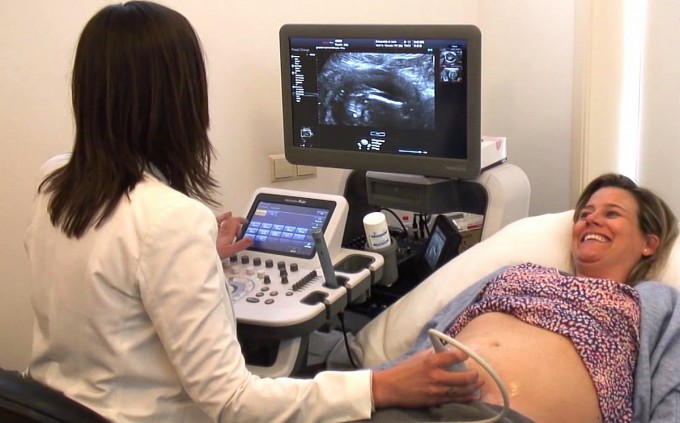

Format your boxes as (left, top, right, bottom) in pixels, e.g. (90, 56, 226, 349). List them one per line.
(351, 210, 680, 368)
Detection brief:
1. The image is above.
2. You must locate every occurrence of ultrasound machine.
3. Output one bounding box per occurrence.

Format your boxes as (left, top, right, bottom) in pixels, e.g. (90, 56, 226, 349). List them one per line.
(226, 188, 385, 377)
(229, 24, 531, 378)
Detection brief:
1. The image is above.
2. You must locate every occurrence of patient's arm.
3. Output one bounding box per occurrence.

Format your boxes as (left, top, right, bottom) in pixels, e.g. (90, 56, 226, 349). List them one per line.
(635, 282, 680, 422)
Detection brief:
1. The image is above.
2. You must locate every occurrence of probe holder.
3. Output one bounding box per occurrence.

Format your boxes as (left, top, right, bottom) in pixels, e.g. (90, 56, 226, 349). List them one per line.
(365, 237, 398, 286)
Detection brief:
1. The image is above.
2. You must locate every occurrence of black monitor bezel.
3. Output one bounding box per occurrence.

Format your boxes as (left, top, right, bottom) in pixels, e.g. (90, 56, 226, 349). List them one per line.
(279, 24, 482, 180)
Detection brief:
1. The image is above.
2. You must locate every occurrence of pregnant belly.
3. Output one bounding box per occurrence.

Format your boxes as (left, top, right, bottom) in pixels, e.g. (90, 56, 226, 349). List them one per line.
(454, 312, 602, 423)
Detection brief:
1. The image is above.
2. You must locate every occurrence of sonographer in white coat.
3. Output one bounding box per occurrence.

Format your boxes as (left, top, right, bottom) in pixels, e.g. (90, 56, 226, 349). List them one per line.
(23, 2, 480, 422)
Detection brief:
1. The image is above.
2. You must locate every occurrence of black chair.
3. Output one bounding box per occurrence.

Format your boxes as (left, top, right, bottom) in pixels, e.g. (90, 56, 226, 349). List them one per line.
(0, 368, 109, 422)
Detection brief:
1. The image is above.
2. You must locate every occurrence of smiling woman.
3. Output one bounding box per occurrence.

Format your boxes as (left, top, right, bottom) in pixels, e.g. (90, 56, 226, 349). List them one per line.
(462, 173, 680, 423)
(571, 173, 678, 285)
(372, 172, 679, 423)
(572, 187, 659, 283)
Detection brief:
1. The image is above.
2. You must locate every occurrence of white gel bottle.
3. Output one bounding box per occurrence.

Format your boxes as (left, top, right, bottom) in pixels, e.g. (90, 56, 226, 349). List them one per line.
(363, 212, 391, 250)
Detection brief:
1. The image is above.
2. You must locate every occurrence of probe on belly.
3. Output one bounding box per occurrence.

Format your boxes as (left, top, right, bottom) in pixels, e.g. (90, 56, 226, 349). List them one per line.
(430, 329, 470, 373)
(428, 328, 510, 423)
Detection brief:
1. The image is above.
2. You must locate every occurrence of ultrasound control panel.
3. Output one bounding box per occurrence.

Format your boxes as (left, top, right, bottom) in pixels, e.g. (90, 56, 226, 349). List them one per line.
(224, 249, 376, 338)
(225, 188, 384, 372)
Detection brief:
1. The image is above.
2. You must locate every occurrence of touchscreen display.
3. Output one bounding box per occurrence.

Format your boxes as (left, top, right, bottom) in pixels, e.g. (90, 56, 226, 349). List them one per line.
(241, 194, 336, 259)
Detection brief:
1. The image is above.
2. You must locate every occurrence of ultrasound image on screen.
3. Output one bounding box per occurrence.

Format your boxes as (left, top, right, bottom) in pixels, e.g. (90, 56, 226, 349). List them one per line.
(318, 53, 435, 131)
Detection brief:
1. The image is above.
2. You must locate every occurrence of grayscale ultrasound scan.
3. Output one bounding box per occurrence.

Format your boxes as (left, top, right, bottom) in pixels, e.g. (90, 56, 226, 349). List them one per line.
(318, 53, 435, 131)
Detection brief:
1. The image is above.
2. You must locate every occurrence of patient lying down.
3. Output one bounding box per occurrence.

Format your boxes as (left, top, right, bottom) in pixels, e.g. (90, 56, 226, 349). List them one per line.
(372, 174, 679, 423)
(450, 263, 634, 423)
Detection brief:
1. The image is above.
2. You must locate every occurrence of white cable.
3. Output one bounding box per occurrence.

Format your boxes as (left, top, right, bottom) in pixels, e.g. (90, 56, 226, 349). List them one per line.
(428, 329, 510, 423)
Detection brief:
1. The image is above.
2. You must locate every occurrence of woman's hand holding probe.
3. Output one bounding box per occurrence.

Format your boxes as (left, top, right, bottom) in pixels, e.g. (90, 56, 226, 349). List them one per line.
(371, 348, 482, 408)
(216, 211, 253, 260)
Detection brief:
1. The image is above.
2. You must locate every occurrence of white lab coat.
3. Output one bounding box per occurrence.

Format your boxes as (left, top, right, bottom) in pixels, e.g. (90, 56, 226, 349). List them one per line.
(24, 167, 372, 423)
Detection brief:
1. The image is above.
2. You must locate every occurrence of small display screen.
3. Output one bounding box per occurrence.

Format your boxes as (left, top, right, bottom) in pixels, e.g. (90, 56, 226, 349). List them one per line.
(423, 214, 461, 270)
(240, 193, 337, 259)
(424, 226, 447, 269)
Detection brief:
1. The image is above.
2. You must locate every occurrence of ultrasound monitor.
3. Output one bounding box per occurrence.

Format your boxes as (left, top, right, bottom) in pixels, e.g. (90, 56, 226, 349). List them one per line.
(280, 24, 482, 180)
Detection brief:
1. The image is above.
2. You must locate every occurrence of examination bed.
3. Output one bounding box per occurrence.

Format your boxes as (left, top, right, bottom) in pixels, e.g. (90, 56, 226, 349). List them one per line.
(333, 210, 680, 422)
(348, 210, 680, 366)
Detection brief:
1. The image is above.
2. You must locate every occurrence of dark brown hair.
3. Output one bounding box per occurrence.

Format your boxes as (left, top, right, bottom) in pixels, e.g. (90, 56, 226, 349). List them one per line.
(40, 1, 217, 238)
(573, 173, 678, 283)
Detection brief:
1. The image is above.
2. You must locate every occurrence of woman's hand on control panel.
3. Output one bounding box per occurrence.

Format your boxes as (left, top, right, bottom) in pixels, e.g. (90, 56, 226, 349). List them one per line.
(216, 211, 253, 260)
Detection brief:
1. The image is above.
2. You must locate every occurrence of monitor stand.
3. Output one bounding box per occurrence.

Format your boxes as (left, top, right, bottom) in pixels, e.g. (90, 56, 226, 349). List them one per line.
(336, 163, 531, 327)
(341, 162, 530, 243)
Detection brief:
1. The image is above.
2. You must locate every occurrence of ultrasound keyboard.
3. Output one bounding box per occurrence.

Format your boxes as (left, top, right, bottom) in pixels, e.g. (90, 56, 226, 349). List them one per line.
(224, 249, 376, 337)
(226, 187, 384, 377)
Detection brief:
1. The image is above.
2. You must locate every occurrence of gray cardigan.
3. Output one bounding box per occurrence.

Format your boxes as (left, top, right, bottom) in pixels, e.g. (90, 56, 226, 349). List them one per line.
(382, 269, 680, 423)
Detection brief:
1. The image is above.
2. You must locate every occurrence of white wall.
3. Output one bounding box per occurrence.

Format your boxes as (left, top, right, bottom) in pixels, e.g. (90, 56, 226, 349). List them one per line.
(571, 1, 632, 200)
(0, 1, 575, 369)
(570, 0, 680, 215)
(638, 1, 680, 214)
(479, 0, 575, 212)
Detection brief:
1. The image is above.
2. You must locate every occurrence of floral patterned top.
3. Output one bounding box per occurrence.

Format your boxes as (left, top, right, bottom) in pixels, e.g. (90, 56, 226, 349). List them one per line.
(445, 262, 640, 423)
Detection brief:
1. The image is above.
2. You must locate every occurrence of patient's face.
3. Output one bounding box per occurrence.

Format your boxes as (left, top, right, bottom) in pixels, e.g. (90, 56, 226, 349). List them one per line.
(572, 187, 656, 283)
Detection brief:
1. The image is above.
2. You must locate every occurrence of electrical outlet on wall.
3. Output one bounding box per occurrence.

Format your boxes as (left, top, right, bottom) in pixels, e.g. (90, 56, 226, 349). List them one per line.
(268, 154, 316, 182)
